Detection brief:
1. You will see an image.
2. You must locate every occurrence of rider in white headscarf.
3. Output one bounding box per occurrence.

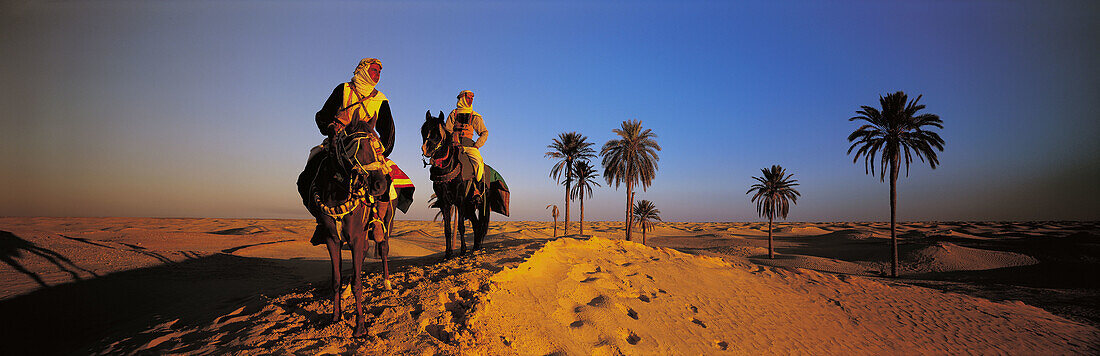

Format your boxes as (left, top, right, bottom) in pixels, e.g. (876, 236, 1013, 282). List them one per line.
(445, 90, 488, 181)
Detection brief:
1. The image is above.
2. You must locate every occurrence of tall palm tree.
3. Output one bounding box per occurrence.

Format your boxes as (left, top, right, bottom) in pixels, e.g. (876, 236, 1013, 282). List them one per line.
(545, 204, 559, 237)
(632, 199, 662, 246)
(600, 120, 660, 241)
(847, 91, 944, 277)
(570, 160, 600, 236)
(746, 165, 801, 259)
(546, 132, 595, 236)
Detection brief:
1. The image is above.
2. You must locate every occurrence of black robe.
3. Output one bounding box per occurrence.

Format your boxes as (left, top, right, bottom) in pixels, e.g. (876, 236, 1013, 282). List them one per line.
(314, 83, 395, 157)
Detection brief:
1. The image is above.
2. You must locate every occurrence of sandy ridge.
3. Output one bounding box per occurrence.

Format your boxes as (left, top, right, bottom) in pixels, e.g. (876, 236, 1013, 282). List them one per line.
(473, 237, 1099, 355)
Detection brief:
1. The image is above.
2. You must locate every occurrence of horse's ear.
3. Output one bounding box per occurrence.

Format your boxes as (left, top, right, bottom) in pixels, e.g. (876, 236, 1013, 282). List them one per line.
(438, 111, 445, 120)
(425, 110, 432, 119)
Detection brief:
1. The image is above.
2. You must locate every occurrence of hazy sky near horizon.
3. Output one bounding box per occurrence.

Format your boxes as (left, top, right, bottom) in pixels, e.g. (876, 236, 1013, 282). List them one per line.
(1, 1, 1097, 222)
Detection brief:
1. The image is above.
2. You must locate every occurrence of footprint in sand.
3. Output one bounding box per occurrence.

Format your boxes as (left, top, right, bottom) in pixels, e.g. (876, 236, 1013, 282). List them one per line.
(626, 308, 638, 320)
(625, 330, 641, 345)
(691, 318, 707, 328)
(714, 340, 729, 350)
(569, 320, 584, 328)
(638, 295, 650, 303)
(587, 295, 608, 307)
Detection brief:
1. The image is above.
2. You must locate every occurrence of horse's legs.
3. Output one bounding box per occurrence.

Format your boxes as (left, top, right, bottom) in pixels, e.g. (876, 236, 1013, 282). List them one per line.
(475, 205, 489, 251)
(467, 211, 480, 252)
(323, 229, 343, 323)
(349, 210, 368, 337)
(457, 209, 467, 256)
(442, 205, 453, 259)
(373, 203, 393, 290)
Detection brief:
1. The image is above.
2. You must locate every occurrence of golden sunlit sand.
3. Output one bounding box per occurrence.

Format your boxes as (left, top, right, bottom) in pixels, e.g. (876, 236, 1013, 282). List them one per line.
(1, 218, 1097, 354)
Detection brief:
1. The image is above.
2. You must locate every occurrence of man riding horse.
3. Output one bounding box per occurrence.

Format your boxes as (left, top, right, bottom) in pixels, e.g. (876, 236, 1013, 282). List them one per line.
(421, 89, 509, 258)
(297, 57, 411, 337)
(309, 57, 395, 243)
(445, 90, 488, 195)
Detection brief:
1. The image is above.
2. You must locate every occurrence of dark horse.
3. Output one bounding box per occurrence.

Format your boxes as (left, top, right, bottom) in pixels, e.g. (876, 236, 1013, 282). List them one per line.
(297, 119, 393, 337)
(421, 111, 491, 258)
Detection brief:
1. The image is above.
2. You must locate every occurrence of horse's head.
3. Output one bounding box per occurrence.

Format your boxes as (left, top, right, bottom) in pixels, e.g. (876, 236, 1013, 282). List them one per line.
(421, 110, 448, 157)
(333, 120, 383, 174)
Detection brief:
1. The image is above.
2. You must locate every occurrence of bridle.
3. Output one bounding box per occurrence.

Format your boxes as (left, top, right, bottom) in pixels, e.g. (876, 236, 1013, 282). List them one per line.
(422, 122, 446, 167)
(422, 121, 461, 182)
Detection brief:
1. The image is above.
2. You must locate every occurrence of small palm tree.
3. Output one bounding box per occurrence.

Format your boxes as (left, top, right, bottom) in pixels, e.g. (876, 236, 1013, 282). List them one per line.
(632, 199, 662, 246)
(546, 204, 559, 237)
(600, 120, 660, 241)
(546, 132, 595, 236)
(428, 194, 450, 222)
(570, 160, 600, 236)
(848, 91, 944, 277)
(746, 165, 800, 259)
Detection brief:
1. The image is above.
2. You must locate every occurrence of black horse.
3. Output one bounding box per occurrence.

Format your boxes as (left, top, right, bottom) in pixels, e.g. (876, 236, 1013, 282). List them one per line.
(420, 111, 492, 258)
(297, 119, 393, 337)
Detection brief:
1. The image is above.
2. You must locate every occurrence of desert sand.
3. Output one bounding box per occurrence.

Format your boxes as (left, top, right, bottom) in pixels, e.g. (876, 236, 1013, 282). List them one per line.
(1, 217, 1097, 354)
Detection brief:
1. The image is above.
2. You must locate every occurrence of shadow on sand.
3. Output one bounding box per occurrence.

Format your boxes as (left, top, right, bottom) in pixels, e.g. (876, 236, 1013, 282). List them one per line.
(0, 233, 550, 355)
(0, 251, 331, 355)
(0, 230, 99, 287)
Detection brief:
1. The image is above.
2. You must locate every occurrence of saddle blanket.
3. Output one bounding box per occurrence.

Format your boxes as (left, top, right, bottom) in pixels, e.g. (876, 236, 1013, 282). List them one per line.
(385, 158, 415, 213)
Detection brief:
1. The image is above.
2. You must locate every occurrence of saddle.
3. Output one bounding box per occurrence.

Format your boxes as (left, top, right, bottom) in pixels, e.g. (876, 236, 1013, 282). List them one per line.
(444, 147, 485, 198)
(296, 128, 393, 244)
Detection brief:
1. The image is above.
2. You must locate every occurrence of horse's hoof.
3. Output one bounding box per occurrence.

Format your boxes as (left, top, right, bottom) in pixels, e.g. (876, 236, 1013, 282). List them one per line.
(331, 314, 342, 323)
(353, 323, 368, 337)
(384, 279, 393, 290)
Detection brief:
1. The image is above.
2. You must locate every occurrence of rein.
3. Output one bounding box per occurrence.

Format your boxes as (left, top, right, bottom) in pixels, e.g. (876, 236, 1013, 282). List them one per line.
(315, 125, 389, 239)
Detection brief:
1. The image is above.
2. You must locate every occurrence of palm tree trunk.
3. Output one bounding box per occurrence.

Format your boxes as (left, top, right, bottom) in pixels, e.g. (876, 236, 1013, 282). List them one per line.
(553, 216, 557, 238)
(642, 223, 646, 246)
(768, 217, 774, 259)
(890, 162, 899, 278)
(579, 194, 585, 236)
(629, 182, 638, 240)
(564, 179, 571, 236)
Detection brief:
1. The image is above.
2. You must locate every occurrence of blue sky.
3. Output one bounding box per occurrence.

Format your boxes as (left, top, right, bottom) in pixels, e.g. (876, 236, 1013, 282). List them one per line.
(2, 1, 1097, 221)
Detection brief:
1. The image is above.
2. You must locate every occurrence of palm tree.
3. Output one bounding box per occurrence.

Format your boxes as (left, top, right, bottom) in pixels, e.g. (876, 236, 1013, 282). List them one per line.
(546, 132, 595, 236)
(545, 204, 559, 237)
(632, 199, 662, 246)
(428, 194, 443, 221)
(570, 160, 600, 236)
(600, 120, 660, 241)
(746, 165, 801, 259)
(847, 91, 944, 277)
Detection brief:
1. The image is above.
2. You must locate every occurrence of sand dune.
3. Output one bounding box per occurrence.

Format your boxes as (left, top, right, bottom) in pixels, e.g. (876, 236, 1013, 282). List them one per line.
(476, 237, 1096, 354)
(903, 241, 1039, 273)
(1, 218, 1097, 354)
